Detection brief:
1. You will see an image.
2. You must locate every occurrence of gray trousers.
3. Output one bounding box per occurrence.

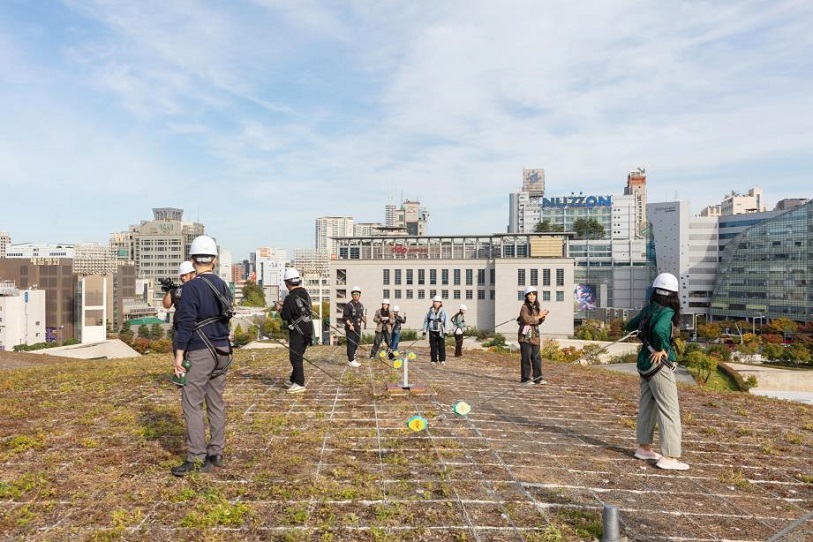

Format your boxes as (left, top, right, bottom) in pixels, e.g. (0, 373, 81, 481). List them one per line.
(637, 367, 682, 457)
(181, 348, 229, 462)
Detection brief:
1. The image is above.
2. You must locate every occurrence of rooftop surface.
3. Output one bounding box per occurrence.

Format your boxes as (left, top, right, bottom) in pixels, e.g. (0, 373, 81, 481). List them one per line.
(1, 346, 811, 541)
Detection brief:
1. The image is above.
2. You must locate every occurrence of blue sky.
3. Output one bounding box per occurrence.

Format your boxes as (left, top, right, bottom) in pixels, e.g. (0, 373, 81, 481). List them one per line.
(2, 0, 811, 260)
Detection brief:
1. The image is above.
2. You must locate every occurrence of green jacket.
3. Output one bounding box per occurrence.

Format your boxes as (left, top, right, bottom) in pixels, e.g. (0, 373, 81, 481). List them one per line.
(625, 302, 676, 375)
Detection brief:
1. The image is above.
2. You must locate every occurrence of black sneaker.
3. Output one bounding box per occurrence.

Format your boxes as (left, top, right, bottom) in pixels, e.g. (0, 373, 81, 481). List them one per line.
(206, 454, 224, 468)
(171, 460, 211, 476)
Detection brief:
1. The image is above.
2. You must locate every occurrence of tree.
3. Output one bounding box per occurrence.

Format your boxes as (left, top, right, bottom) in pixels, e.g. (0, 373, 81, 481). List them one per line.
(697, 322, 722, 341)
(534, 220, 564, 233)
(119, 322, 134, 344)
(686, 351, 717, 383)
(233, 324, 250, 348)
(137, 324, 150, 340)
(572, 218, 605, 240)
(149, 323, 165, 340)
(241, 280, 266, 307)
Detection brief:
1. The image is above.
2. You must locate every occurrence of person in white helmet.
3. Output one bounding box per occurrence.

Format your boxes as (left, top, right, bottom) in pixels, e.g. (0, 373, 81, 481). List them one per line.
(422, 295, 448, 365)
(371, 298, 392, 358)
(278, 268, 312, 394)
(342, 286, 366, 367)
(162, 261, 196, 312)
(517, 286, 549, 384)
(624, 272, 689, 471)
(450, 304, 468, 357)
(171, 235, 233, 476)
(389, 305, 406, 357)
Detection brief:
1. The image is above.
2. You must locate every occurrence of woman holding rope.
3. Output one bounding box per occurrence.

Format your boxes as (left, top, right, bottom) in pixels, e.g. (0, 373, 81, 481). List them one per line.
(624, 272, 689, 471)
(517, 286, 549, 385)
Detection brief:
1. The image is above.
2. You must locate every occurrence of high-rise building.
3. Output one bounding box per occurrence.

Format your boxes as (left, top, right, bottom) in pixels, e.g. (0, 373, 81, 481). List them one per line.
(711, 200, 813, 323)
(111, 208, 206, 305)
(315, 216, 354, 258)
(0, 232, 10, 258)
(648, 188, 786, 322)
(508, 169, 652, 312)
(398, 200, 429, 236)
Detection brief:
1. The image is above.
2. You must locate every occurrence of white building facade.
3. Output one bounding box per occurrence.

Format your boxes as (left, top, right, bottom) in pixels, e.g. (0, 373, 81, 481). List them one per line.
(329, 234, 575, 341)
(0, 282, 46, 350)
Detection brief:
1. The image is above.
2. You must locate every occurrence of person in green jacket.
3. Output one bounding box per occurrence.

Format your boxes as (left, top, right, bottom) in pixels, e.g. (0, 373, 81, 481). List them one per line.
(624, 272, 689, 471)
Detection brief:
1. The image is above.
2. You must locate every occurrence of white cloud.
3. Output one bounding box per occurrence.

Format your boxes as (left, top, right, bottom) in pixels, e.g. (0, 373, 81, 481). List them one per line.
(0, 0, 810, 255)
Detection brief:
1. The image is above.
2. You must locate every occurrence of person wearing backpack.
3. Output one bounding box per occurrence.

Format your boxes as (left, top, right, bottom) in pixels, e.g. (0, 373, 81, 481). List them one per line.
(279, 268, 312, 394)
(171, 235, 233, 476)
(517, 286, 549, 384)
(624, 272, 689, 471)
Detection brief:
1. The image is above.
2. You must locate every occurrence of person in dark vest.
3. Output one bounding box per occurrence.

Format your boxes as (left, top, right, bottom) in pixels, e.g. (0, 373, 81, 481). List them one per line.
(278, 267, 312, 394)
(624, 272, 689, 471)
(342, 286, 365, 367)
(171, 235, 233, 476)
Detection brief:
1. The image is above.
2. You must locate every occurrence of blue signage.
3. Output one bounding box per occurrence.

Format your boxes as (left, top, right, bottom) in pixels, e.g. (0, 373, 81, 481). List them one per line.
(24, 291, 28, 303)
(541, 194, 612, 208)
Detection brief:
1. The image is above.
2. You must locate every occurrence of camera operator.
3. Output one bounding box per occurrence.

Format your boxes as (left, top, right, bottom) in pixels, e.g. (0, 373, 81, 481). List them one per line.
(163, 261, 196, 311)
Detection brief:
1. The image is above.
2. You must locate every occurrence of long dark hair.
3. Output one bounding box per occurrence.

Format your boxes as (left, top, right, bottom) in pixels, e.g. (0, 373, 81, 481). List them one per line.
(524, 294, 541, 312)
(651, 290, 681, 326)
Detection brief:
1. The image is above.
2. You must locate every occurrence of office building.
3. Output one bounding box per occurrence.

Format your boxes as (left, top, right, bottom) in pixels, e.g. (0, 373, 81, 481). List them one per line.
(316, 216, 354, 258)
(329, 233, 575, 340)
(0, 232, 10, 258)
(711, 200, 813, 324)
(0, 281, 46, 350)
(0, 258, 76, 341)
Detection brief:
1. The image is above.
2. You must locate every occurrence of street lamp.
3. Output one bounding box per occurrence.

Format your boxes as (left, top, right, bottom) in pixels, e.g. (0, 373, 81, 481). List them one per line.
(752, 314, 763, 335)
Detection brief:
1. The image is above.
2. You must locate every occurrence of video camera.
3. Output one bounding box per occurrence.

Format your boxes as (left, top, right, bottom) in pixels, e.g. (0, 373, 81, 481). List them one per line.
(159, 277, 181, 293)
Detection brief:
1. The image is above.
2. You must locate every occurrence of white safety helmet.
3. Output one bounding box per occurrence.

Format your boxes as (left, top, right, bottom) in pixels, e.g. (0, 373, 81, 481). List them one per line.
(459, 304, 467, 311)
(392, 305, 400, 312)
(283, 268, 301, 283)
(382, 298, 390, 305)
(523, 286, 538, 296)
(351, 286, 362, 294)
(652, 273, 679, 294)
(189, 235, 218, 257)
(432, 295, 442, 302)
(178, 261, 195, 276)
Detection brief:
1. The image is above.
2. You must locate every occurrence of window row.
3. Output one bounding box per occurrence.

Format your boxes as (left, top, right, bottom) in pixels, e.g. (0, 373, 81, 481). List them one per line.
(516, 268, 566, 287)
(382, 268, 493, 286)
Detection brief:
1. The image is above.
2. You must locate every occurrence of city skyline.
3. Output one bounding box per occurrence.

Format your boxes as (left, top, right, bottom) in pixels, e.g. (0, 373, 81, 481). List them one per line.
(2, 1, 811, 259)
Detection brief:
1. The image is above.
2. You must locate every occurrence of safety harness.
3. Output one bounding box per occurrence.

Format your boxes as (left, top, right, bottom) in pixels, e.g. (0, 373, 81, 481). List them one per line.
(637, 306, 677, 380)
(194, 275, 234, 377)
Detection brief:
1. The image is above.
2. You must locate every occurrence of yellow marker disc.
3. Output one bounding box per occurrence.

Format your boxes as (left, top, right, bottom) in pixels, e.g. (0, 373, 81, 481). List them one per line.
(379, 350, 388, 359)
(453, 401, 472, 417)
(393, 359, 403, 369)
(406, 415, 427, 432)
(392, 350, 400, 358)
(407, 352, 417, 360)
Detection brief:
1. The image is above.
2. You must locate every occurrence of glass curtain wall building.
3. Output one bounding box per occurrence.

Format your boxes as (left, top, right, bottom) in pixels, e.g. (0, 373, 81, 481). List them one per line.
(711, 200, 813, 323)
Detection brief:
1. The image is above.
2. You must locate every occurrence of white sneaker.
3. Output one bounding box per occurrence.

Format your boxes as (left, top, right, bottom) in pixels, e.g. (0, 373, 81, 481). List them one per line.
(348, 359, 361, 368)
(656, 457, 690, 470)
(634, 448, 662, 461)
(283, 379, 294, 388)
(286, 383, 306, 394)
